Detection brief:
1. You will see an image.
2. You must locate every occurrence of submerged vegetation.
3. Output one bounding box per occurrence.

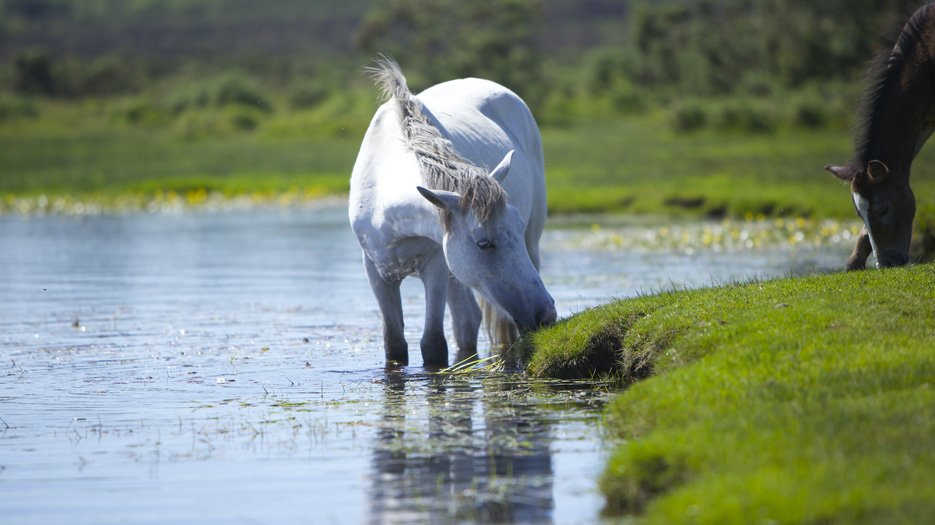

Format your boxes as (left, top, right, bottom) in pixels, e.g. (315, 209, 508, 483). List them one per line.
(522, 263, 935, 522)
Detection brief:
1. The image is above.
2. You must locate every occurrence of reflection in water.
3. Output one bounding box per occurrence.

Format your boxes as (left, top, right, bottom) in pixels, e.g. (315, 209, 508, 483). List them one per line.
(370, 371, 555, 523)
(0, 207, 851, 525)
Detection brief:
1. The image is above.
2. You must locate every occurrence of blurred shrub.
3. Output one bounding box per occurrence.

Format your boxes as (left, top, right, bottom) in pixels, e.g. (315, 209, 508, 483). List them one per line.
(119, 99, 169, 126)
(288, 83, 329, 110)
(264, 85, 377, 139)
(13, 52, 145, 98)
(787, 84, 852, 130)
(585, 49, 628, 95)
(166, 73, 273, 117)
(167, 84, 210, 114)
(610, 83, 648, 115)
(173, 111, 225, 139)
(672, 101, 708, 133)
(739, 73, 775, 98)
(175, 111, 214, 139)
(0, 93, 39, 121)
(538, 90, 576, 128)
(215, 75, 272, 113)
(229, 108, 260, 131)
(71, 56, 144, 97)
(718, 100, 778, 134)
(172, 107, 264, 138)
(583, 49, 648, 116)
(794, 101, 828, 129)
(13, 52, 56, 96)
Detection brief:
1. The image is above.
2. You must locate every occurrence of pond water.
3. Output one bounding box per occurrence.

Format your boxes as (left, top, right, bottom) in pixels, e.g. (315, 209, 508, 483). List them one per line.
(0, 205, 850, 524)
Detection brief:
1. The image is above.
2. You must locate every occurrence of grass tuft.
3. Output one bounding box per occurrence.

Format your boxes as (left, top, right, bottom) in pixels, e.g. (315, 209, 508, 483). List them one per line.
(526, 305, 661, 380)
(435, 354, 505, 376)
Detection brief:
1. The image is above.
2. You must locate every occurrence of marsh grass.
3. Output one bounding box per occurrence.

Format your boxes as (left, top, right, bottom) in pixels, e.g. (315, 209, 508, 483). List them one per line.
(548, 217, 864, 257)
(5, 99, 935, 222)
(524, 263, 935, 522)
(436, 354, 506, 375)
(542, 115, 934, 219)
(0, 97, 357, 210)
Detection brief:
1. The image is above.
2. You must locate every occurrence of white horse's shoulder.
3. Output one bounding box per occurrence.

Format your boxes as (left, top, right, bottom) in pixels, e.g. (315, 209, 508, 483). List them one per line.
(350, 101, 443, 274)
(351, 102, 401, 181)
(351, 103, 420, 210)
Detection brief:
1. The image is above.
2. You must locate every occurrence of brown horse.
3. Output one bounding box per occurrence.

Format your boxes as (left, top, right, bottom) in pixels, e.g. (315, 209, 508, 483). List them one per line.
(826, 3, 935, 269)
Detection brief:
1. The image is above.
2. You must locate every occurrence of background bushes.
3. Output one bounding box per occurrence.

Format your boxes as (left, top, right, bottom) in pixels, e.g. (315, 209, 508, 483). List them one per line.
(0, 92, 38, 121)
(0, 0, 919, 135)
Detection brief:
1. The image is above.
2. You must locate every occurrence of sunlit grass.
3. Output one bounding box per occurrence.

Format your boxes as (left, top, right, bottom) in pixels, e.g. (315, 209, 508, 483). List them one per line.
(542, 115, 935, 218)
(4, 98, 935, 220)
(523, 263, 935, 523)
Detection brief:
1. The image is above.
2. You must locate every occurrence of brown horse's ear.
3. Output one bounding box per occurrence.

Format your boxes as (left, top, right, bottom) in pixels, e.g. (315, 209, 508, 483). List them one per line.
(866, 160, 890, 184)
(825, 165, 856, 182)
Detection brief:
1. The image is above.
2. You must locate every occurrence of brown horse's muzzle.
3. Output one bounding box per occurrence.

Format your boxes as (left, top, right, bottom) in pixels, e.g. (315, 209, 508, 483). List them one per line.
(878, 249, 910, 268)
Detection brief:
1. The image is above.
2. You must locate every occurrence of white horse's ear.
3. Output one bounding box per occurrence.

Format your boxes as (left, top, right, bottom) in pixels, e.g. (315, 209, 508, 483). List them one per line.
(417, 186, 461, 211)
(489, 150, 514, 184)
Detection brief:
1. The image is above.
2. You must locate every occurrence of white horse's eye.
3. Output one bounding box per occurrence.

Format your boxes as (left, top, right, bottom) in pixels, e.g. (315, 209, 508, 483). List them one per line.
(476, 240, 495, 250)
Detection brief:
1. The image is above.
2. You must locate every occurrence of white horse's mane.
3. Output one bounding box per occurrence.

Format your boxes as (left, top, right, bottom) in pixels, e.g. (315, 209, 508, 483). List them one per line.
(367, 56, 506, 226)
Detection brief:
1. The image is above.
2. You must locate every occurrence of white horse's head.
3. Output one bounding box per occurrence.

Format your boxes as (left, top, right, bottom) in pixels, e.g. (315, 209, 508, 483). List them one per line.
(417, 152, 556, 333)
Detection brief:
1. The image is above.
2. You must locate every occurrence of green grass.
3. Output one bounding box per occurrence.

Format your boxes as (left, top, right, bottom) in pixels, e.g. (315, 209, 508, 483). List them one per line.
(542, 113, 935, 219)
(0, 99, 358, 202)
(4, 97, 935, 219)
(522, 263, 935, 523)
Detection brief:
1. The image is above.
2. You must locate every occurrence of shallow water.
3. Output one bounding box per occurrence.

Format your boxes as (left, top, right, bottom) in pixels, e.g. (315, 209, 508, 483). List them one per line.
(0, 206, 849, 524)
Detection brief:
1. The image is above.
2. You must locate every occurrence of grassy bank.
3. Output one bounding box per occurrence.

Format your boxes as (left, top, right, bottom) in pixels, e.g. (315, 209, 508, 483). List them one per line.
(522, 264, 935, 523)
(4, 97, 935, 219)
(0, 97, 361, 209)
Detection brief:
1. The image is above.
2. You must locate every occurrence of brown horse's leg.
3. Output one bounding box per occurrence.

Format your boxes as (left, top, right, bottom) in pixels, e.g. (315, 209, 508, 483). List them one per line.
(846, 226, 874, 271)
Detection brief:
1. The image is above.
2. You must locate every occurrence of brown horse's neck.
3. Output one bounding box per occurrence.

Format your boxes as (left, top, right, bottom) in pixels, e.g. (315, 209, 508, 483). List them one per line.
(857, 5, 935, 181)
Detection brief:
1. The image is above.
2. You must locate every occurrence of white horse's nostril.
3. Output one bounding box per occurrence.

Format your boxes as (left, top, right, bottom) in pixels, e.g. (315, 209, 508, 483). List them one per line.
(537, 307, 557, 328)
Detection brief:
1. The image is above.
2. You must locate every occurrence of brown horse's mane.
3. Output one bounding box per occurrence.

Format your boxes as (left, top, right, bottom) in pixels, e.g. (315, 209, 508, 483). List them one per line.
(854, 1, 935, 166)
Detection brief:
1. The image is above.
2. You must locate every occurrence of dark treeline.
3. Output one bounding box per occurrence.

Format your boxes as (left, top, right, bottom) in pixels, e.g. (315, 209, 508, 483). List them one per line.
(0, 0, 928, 117)
(618, 0, 922, 96)
(0, 0, 626, 99)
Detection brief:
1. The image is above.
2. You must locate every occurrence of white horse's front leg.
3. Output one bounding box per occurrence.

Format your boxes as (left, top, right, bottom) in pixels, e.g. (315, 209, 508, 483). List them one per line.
(364, 255, 408, 365)
(418, 249, 450, 368)
(447, 277, 481, 362)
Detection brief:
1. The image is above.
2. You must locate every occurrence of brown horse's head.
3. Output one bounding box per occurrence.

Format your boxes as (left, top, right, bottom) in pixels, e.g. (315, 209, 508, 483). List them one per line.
(826, 161, 915, 268)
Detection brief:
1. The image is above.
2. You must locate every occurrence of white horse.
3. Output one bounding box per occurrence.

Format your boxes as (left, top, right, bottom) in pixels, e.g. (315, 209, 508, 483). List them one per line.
(349, 58, 556, 367)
